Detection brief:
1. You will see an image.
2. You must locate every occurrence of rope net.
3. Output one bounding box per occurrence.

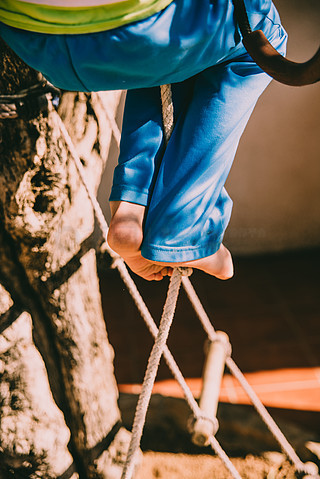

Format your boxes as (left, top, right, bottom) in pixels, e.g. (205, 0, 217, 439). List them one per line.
(51, 92, 318, 479)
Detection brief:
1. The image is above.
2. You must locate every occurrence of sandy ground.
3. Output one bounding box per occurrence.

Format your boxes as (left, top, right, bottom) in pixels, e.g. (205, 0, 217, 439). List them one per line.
(136, 451, 298, 479)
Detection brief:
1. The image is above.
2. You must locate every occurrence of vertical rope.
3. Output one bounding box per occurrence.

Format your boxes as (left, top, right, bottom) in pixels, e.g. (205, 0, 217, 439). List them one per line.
(121, 268, 185, 479)
(54, 97, 316, 478)
(116, 261, 243, 479)
(55, 109, 242, 479)
(160, 84, 174, 143)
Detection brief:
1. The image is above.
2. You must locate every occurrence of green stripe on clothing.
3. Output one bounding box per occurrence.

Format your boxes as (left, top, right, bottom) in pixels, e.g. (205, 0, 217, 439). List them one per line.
(0, 0, 173, 34)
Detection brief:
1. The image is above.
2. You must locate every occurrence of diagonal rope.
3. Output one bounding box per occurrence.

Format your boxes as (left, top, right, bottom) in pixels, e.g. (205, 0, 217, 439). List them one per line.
(121, 267, 186, 479)
(52, 94, 317, 478)
(94, 92, 122, 147)
(154, 85, 315, 476)
(181, 276, 311, 474)
(53, 106, 242, 478)
(159, 85, 311, 474)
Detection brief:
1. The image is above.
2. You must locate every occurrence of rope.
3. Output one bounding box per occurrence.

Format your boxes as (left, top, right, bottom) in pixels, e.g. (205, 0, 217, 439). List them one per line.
(181, 276, 311, 474)
(226, 358, 310, 473)
(158, 84, 315, 476)
(94, 92, 122, 147)
(160, 84, 174, 143)
(53, 105, 243, 479)
(120, 85, 241, 478)
(209, 437, 242, 479)
(52, 97, 317, 478)
(0, 80, 60, 120)
(54, 111, 116, 257)
(121, 267, 243, 479)
(121, 267, 187, 479)
(115, 261, 242, 479)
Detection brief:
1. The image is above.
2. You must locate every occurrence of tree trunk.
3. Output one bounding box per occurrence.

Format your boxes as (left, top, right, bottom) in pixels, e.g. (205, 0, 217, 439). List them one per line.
(0, 38, 129, 479)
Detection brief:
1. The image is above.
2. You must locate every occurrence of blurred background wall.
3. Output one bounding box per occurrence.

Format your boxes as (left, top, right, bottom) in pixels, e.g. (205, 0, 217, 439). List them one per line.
(99, 0, 320, 255)
(224, 0, 320, 254)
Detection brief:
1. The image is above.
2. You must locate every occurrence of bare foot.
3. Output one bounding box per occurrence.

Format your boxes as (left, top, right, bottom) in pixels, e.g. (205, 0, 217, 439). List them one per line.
(108, 201, 173, 281)
(152, 244, 234, 280)
(108, 201, 233, 281)
(179, 244, 234, 280)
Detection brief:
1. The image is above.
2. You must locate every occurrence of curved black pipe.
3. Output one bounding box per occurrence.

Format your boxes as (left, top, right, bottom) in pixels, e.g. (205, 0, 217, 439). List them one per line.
(232, 0, 320, 86)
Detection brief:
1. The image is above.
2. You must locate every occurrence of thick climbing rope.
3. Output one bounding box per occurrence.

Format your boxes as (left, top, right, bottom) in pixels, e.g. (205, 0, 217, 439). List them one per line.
(52, 95, 317, 478)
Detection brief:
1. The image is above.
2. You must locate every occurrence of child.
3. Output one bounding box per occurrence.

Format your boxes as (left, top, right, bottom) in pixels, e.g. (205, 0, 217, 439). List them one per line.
(0, 0, 287, 281)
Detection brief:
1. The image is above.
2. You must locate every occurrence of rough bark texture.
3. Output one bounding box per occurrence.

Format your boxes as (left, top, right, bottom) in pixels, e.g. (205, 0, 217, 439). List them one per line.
(0, 287, 75, 479)
(0, 37, 129, 478)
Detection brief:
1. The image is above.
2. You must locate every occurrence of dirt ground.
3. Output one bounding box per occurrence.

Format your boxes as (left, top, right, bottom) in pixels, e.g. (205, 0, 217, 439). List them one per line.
(136, 451, 298, 479)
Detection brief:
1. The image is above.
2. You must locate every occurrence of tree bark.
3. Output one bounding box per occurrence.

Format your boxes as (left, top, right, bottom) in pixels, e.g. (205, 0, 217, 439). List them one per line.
(0, 37, 128, 478)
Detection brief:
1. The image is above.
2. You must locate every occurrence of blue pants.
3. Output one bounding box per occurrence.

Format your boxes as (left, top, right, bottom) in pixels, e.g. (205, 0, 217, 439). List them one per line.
(111, 57, 279, 262)
(0, 0, 287, 262)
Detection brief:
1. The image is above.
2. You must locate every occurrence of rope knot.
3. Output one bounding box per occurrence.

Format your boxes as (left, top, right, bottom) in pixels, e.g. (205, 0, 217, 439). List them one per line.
(177, 267, 193, 277)
(110, 255, 123, 269)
